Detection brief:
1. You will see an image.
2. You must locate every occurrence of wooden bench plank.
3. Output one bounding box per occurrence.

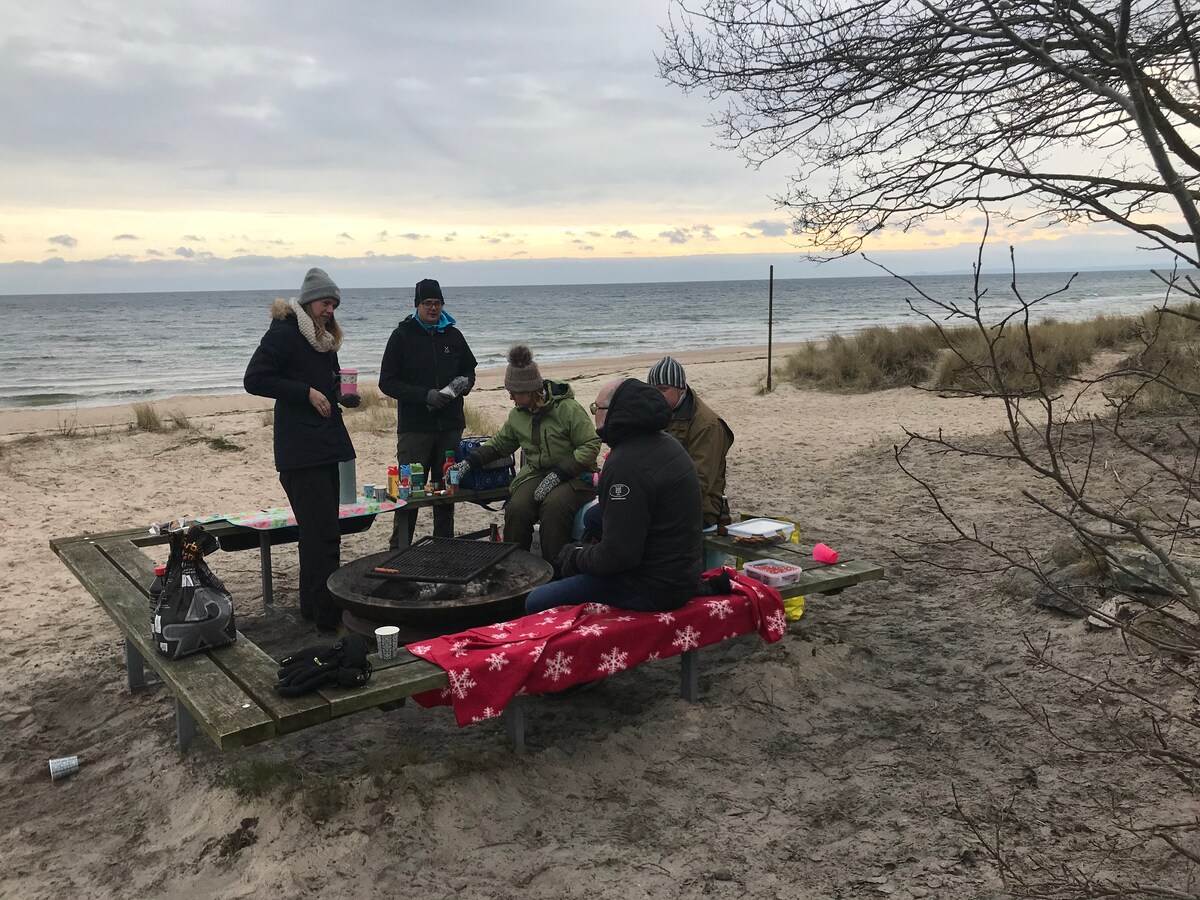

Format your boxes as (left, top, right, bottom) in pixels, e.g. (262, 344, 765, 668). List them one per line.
(97, 536, 450, 731)
(53, 539, 275, 750)
(95, 536, 336, 735)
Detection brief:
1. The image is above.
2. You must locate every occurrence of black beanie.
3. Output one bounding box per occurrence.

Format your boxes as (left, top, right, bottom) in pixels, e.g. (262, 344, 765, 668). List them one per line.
(414, 278, 444, 306)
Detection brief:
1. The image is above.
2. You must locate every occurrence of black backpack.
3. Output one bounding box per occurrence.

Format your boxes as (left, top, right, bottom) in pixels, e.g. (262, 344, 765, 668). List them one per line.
(151, 524, 237, 660)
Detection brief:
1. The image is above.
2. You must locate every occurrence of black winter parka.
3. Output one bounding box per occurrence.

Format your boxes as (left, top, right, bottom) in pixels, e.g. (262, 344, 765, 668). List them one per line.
(575, 379, 703, 608)
(378, 316, 477, 433)
(243, 304, 355, 472)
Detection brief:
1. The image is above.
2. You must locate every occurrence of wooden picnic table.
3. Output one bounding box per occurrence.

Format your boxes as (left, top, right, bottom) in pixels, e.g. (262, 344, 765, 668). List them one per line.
(193, 487, 511, 606)
(50, 515, 883, 753)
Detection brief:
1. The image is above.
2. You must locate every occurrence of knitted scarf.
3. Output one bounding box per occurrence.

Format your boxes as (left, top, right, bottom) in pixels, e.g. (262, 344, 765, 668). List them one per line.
(289, 298, 343, 352)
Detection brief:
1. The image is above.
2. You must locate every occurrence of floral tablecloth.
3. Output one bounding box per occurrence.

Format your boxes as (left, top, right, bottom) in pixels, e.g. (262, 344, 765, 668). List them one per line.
(195, 499, 405, 531)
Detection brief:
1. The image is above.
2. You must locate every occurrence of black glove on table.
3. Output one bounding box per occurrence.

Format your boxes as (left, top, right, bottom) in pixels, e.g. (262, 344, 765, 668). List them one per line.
(274, 635, 372, 697)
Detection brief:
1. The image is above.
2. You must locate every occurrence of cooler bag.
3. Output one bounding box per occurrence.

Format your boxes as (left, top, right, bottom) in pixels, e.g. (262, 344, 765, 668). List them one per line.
(457, 436, 516, 491)
(151, 524, 237, 660)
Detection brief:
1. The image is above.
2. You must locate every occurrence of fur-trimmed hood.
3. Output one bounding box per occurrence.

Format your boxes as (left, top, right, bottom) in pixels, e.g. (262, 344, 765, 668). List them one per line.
(269, 297, 344, 349)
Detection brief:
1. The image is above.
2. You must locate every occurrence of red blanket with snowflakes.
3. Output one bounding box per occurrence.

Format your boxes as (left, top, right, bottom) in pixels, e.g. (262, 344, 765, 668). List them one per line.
(406, 570, 786, 726)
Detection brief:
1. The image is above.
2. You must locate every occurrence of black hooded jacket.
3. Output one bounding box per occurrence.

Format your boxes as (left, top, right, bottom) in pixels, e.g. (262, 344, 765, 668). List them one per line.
(574, 379, 703, 608)
(378, 315, 477, 433)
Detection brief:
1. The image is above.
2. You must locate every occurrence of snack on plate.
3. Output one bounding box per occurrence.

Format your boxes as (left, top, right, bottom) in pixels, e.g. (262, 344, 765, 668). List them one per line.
(732, 533, 786, 547)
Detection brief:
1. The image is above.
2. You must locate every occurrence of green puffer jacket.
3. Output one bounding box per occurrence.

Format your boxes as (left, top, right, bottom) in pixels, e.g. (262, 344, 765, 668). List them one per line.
(469, 379, 600, 492)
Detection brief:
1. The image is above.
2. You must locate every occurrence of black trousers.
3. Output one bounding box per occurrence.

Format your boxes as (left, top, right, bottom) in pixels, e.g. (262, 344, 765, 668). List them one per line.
(390, 428, 463, 549)
(279, 464, 342, 628)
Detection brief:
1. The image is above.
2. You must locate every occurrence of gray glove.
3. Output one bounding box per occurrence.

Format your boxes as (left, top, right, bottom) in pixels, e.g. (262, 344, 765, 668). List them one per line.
(448, 375, 471, 396)
(533, 471, 563, 502)
(425, 388, 451, 410)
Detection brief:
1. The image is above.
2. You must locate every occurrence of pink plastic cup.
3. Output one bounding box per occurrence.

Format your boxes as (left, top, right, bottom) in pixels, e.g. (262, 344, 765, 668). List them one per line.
(813, 543, 840, 564)
(338, 368, 358, 397)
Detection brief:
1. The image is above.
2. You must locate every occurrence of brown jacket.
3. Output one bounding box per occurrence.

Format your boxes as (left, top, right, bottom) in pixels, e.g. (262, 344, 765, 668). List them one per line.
(665, 388, 734, 527)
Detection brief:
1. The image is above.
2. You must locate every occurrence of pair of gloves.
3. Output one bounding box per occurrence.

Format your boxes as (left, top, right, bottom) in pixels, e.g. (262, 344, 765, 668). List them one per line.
(339, 393, 361, 409)
(425, 375, 472, 411)
(274, 635, 373, 697)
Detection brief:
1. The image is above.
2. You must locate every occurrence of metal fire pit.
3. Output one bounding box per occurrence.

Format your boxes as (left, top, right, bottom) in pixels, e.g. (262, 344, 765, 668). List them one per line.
(367, 536, 518, 585)
(329, 547, 553, 631)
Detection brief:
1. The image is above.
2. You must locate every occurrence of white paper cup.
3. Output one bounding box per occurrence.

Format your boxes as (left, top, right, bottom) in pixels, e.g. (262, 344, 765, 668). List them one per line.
(49, 755, 79, 781)
(375, 625, 400, 661)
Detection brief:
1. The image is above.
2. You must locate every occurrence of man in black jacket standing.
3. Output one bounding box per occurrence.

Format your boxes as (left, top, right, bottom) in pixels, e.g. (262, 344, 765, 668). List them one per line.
(524, 378, 703, 614)
(379, 278, 477, 549)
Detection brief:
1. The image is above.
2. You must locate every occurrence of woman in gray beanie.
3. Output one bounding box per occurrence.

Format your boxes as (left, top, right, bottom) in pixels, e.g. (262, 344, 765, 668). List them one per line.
(244, 267, 358, 632)
(448, 344, 599, 564)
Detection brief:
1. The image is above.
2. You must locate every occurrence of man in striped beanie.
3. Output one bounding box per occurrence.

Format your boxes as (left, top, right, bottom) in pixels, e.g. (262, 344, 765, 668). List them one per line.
(647, 356, 734, 530)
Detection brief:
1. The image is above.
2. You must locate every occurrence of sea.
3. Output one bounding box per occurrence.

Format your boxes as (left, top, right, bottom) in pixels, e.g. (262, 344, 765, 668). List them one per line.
(0, 269, 1178, 410)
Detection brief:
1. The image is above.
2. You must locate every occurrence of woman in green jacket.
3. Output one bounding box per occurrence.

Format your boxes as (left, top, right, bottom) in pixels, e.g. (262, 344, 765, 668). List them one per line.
(451, 344, 599, 564)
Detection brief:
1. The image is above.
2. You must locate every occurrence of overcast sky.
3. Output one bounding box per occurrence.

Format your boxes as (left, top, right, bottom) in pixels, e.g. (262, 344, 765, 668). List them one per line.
(0, 1, 1177, 295)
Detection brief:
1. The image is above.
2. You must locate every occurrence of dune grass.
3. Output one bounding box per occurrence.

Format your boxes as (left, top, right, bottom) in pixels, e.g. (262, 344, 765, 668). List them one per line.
(779, 304, 1199, 399)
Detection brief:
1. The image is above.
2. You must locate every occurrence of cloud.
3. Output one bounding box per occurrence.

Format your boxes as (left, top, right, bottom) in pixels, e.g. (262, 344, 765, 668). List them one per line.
(174, 246, 195, 258)
(658, 228, 691, 244)
(338, 232, 354, 241)
(113, 233, 139, 240)
(146, 248, 164, 256)
(400, 233, 424, 240)
(0, 234, 5, 242)
(745, 219, 789, 237)
(48, 234, 78, 248)
(181, 234, 205, 242)
(612, 229, 638, 240)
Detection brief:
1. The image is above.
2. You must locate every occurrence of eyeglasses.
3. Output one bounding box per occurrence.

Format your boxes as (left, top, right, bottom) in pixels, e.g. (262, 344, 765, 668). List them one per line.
(419, 300, 444, 308)
(589, 402, 608, 414)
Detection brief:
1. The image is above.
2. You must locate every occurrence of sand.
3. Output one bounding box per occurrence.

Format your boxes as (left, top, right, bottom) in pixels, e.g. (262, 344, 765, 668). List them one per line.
(0, 344, 1182, 898)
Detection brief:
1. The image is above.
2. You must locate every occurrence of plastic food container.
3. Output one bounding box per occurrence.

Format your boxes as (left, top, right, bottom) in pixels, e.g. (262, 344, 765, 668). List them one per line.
(743, 558, 804, 587)
(726, 518, 796, 542)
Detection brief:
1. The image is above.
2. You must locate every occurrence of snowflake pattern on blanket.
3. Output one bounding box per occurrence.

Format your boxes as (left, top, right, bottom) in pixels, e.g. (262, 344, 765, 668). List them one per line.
(406, 569, 786, 726)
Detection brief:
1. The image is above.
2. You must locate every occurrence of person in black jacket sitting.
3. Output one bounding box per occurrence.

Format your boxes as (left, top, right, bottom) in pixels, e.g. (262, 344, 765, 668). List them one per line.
(244, 267, 358, 632)
(378, 278, 478, 549)
(524, 378, 703, 614)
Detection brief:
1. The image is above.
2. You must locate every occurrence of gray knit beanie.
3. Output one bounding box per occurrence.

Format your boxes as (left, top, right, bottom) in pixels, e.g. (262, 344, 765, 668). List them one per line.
(504, 344, 544, 393)
(648, 356, 686, 389)
(299, 267, 341, 306)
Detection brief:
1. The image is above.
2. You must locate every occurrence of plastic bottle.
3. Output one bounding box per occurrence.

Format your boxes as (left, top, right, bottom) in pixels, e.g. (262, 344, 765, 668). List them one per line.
(149, 564, 167, 616)
(530, 523, 542, 557)
(399, 464, 412, 501)
(411, 463, 425, 497)
(387, 465, 399, 499)
(442, 451, 456, 493)
(717, 496, 732, 537)
(447, 465, 460, 494)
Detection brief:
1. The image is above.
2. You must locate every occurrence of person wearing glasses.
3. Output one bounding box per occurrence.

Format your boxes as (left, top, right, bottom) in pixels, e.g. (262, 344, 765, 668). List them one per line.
(379, 278, 477, 549)
(521, 377, 704, 614)
(447, 343, 598, 565)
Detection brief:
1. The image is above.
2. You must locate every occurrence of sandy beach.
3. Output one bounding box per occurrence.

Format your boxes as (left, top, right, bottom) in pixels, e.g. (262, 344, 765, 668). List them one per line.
(1, 343, 1179, 898)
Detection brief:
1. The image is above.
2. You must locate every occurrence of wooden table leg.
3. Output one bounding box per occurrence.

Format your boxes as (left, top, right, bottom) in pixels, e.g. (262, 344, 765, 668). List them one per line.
(175, 698, 197, 752)
(259, 531, 273, 608)
(680, 649, 700, 702)
(125, 638, 147, 693)
(504, 697, 526, 754)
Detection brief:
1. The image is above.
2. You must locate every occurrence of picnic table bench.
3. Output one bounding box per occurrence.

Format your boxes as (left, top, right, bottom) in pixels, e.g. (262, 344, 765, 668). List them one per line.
(50, 524, 882, 754)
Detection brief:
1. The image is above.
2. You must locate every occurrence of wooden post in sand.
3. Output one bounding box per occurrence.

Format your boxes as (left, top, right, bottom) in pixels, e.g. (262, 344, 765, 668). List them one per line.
(766, 265, 775, 392)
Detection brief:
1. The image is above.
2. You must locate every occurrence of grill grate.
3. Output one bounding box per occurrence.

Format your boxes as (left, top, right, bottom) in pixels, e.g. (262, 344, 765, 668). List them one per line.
(366, 536, 519, 585)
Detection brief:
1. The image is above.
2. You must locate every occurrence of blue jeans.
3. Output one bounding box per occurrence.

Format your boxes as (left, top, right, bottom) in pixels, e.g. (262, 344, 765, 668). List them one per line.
(524, 573, 662, 615)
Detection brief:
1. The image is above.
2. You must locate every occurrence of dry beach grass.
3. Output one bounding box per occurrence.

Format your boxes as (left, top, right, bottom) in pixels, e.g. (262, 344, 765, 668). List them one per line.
(1, 342, 1191, 898)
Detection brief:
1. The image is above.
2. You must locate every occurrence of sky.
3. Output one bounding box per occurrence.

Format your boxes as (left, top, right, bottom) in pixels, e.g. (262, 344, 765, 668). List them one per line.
(0, 1, 1181, 295)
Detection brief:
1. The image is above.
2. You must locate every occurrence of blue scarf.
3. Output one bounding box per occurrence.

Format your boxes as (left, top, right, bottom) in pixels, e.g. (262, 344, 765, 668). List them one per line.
(411, 309, 457, 333)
